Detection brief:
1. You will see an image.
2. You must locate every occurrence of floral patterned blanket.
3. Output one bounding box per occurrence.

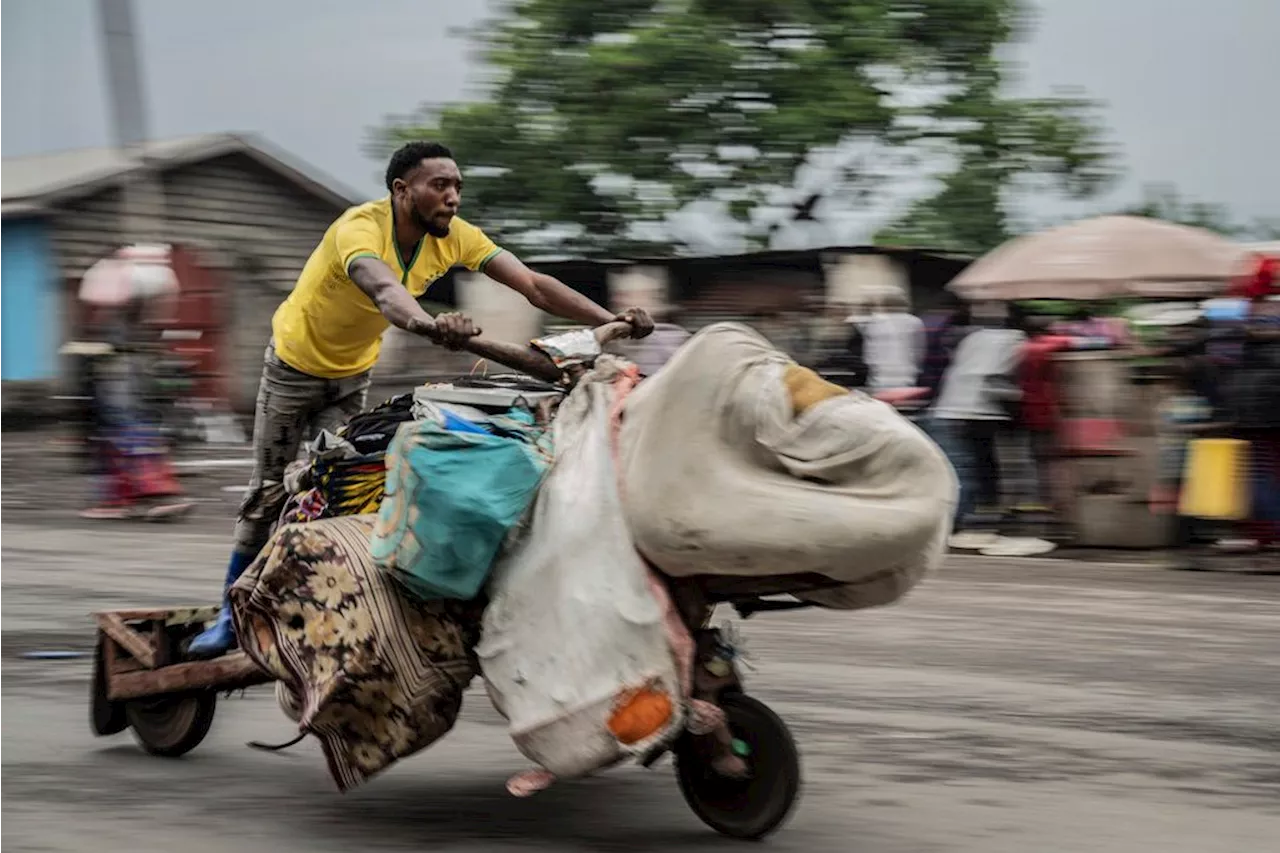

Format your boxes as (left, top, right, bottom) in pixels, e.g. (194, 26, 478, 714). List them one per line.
(229, 514, 484, 791)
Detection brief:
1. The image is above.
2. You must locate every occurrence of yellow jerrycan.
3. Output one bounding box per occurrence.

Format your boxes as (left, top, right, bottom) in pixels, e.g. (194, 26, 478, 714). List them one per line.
(1179, 438, 1250, 520)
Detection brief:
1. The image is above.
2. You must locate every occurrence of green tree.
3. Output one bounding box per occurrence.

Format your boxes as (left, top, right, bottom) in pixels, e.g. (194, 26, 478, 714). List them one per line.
(371, 0, 1117, 258)
(875, 90, 1115, 253)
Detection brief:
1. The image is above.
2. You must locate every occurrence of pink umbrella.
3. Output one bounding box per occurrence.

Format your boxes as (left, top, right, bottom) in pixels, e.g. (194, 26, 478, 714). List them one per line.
(78, 244, 179, 307)
(948, 216, 1251, 301)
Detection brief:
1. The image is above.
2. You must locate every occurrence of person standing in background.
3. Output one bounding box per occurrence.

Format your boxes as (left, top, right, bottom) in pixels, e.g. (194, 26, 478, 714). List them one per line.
(1224, 257, 1280, 552)
(810, 300, 870, 390)
(79, 299, 193, 520)
(931, 305, 1027, 539)
(863, 288, 925, 392)
(1017, 318, 1073, 514)
(920, 293, 972, 401)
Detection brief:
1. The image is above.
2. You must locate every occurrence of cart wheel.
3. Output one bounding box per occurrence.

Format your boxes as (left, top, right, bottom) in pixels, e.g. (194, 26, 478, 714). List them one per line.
(90, 638, 128, 736)
(675, 693, 801, 840)
(126, 691, 217, 757)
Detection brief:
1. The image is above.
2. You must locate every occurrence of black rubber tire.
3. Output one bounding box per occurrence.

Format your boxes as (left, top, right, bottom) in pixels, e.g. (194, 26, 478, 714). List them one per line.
(90, 638, 129, 736)
(675, 693, 801, 841)
(125, 691, 217, 757)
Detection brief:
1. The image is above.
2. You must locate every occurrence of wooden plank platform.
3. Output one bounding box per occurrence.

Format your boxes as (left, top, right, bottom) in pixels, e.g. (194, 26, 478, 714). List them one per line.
(93, 607, 273, 702)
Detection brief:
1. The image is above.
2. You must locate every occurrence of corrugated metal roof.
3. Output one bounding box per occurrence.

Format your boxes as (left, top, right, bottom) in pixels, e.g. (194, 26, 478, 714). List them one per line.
(2, 132, 359, 215)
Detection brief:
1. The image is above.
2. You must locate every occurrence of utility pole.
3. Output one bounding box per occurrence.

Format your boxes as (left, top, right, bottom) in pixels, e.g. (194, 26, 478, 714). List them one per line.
(98, 0, 164, 243)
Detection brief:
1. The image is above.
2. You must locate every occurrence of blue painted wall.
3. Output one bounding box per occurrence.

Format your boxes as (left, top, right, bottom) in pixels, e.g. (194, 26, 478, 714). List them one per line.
(1, 218, 60, 381)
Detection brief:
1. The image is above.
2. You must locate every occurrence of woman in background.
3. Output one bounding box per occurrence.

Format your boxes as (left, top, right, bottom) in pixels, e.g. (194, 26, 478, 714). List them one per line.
(80, 298, 192, 520)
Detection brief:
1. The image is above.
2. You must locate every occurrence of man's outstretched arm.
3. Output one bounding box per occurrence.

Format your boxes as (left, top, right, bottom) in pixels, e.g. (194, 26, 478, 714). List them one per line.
(483, 251, 653, 338)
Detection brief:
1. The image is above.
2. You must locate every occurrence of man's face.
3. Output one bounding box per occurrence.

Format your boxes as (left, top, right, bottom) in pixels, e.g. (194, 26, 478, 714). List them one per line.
(393, 158, 462, 238)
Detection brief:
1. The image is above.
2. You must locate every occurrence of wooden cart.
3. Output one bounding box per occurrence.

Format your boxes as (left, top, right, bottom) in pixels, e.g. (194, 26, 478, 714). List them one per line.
(90, 605, 273, 756)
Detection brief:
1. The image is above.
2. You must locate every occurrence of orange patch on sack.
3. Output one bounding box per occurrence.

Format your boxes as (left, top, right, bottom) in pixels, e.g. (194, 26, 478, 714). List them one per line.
(607, 684, 674, 745)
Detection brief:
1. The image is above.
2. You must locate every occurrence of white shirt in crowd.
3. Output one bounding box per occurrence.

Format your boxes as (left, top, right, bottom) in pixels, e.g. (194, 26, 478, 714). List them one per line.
(932, 328, 1027, 421)
(862, 311, 925, 390)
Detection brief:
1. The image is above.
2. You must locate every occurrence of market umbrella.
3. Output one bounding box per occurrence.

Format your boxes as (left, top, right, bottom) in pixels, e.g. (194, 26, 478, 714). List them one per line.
(78, 244, 179, 307)
(948, 215, 1250, 301)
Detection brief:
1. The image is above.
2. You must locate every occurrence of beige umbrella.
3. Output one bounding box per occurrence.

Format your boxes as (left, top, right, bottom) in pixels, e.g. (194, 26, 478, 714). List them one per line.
(948, 215, 1250, 301)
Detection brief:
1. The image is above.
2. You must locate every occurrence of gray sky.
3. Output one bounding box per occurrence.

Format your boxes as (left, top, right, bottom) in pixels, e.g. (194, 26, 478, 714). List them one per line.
(3, 0, 1276, 246)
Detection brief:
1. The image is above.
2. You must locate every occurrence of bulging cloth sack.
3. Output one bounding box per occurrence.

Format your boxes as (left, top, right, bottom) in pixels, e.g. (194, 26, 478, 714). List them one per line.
(371, 414, 551, 601)
(617, 322, 957, 610)
(477, 359, 685, 780)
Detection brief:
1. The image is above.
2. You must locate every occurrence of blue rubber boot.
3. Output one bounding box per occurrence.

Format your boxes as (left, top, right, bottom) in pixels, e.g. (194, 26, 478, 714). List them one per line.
(186, 551, 254, 659)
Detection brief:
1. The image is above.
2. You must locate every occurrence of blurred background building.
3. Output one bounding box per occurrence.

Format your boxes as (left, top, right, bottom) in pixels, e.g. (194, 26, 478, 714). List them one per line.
(2, 134, 355, 410)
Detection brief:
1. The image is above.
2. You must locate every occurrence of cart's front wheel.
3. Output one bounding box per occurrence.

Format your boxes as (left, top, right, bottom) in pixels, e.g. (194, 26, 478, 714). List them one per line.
(674, 693, 801, 840)
(126, 691, 217, 757)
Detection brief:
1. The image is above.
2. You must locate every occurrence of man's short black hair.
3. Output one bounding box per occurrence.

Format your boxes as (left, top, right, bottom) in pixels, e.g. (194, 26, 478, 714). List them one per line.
(385, 141, 454, 191)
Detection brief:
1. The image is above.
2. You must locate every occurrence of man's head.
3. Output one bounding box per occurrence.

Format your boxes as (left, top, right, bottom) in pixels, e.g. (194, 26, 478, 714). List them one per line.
(386, 141, 461, 238)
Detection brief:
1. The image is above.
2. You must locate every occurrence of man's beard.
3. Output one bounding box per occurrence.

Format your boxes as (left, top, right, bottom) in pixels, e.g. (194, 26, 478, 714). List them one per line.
(413, 208, 450, 238)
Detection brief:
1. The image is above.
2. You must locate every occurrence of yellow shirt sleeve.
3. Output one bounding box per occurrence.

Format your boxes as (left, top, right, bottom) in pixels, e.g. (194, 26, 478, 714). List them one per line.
(334, 209, 386, 273)
(454, 219, 504, 272)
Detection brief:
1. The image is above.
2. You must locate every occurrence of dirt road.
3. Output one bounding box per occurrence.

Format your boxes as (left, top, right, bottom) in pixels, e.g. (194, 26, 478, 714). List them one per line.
(3, 507, 1277, 852)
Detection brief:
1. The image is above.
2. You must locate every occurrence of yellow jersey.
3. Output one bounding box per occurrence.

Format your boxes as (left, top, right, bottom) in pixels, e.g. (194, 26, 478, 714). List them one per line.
(271, 197, 503, 378)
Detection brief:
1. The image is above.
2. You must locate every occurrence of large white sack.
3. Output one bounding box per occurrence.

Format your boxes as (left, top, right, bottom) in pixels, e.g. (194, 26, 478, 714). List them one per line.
(618, 323, 957, 610)
(476, 360, 685, 778)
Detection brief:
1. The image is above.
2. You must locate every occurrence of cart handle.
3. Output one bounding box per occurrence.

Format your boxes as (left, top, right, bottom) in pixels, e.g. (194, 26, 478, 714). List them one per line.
(455, 320, 635, 383)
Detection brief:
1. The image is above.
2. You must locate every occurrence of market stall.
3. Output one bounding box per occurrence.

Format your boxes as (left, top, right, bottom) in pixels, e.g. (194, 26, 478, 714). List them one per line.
(947, 216, 1251, 548)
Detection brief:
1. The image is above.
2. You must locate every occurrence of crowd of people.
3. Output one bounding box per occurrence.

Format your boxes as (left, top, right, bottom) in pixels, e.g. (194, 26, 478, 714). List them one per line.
(825, 294, 1069, 555)
(1147, 258, 1280, 561)
(800, 257, 1280, 562)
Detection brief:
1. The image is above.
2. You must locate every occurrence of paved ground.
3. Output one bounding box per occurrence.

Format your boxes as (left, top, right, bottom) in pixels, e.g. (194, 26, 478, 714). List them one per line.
(4, 436, 1280, 851)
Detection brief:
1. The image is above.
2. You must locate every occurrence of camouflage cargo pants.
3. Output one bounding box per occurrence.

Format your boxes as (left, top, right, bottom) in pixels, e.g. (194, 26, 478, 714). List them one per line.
(232, 344, 371, 556)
